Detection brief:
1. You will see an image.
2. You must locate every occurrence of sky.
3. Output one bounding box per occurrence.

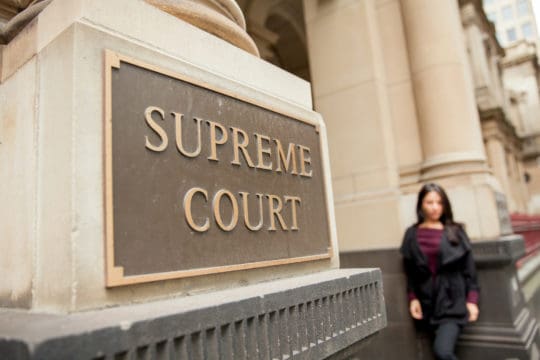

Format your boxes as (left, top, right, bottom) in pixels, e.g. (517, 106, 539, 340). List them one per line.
(534, 0, 540, 33)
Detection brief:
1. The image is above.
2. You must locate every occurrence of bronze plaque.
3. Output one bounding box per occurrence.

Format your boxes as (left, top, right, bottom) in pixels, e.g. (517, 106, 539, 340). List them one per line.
(104, 50, 333, 287)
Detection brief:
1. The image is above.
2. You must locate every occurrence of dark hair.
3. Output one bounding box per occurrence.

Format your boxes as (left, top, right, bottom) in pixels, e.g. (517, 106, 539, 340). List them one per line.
(415, 183, 462, 244)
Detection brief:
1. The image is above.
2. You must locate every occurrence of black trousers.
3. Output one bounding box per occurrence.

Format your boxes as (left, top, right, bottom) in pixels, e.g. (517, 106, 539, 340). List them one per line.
(432, 322, 461, 360)
(415, 320, 462, 360)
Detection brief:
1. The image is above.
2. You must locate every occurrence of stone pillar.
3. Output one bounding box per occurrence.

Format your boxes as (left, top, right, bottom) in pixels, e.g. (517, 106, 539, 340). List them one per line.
(303, 0, 403, 251)
(460, 2, 505, 111)
(0, 0, 339, 313)
(508, 152, 528, 213)
(377, 0, 423, 188)
(0, 0, 52, 44)
(516, 159, 530, 211)
(481, 107, 529, 215)
(485, 135, 515, 210)
(401, 0, 487, 180)
(400, 0, 504, 240)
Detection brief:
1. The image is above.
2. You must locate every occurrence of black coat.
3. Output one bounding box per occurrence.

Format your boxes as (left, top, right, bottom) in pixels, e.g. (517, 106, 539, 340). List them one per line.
(400, 225, 480, 325)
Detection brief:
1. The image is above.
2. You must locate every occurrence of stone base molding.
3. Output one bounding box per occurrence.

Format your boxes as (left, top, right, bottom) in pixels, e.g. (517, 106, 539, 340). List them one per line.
(0, 269, 386, 359)
(459, 308, 539, 359)
(458, 236, 540, 359)
(419, 152, 489, 181)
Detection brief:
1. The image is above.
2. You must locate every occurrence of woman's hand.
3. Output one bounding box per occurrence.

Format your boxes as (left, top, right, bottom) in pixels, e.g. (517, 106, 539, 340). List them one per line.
(467, 302, 479, 322)
(409, 299, 423, 320)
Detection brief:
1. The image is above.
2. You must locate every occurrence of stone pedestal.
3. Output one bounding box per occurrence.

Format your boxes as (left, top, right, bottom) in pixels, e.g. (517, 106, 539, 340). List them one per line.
(0, 0, 386, 357)
(0, 0, 330, 312)
(0, 269, 386, 359)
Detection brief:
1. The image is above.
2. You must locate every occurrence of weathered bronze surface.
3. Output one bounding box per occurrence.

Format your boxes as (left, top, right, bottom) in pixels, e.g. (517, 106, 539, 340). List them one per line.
(105, 51, 331, 285)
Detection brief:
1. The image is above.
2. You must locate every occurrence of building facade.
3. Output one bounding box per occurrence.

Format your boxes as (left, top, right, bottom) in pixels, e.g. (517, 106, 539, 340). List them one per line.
(482, 0, 538, 46)
(482, 0, 540, 213)
(237, 0, 540, 357)
(1, 0, 539, 359)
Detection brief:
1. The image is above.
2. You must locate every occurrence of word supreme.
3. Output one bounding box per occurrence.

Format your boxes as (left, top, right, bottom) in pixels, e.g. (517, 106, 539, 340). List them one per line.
(143, 106, 315, 232)
(144, 106, 313, 177)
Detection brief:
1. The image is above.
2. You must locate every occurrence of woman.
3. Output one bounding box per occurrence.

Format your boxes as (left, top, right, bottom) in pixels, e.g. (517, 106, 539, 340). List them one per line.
(400, 183, 479, 360)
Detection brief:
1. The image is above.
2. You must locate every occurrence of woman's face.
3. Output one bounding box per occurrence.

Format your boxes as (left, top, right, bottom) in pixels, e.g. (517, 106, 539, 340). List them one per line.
(421, 190, 443, 222)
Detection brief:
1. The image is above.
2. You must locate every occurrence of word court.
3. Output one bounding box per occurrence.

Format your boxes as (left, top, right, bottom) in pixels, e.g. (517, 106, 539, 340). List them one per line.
(143, 105, 314, 233)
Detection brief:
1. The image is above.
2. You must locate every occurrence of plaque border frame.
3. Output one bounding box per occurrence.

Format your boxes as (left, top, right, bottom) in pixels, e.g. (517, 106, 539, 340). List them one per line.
(104, 49, 334, 287)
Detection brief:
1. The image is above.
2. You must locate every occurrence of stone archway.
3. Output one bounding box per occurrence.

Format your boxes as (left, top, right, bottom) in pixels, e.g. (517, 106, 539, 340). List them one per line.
(238, 0, 311, 81)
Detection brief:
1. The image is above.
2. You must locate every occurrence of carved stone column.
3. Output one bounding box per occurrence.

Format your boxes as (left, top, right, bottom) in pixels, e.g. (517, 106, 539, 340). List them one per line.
(0, 0, 33, 22)
(400, 0, 489, 180)
(0, 0, 52, 44)
(145, 0, 259, 56)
